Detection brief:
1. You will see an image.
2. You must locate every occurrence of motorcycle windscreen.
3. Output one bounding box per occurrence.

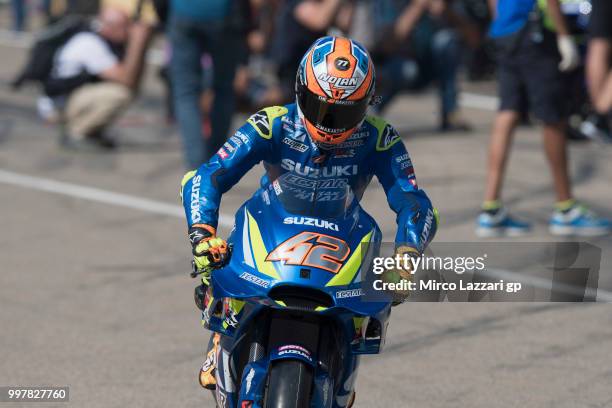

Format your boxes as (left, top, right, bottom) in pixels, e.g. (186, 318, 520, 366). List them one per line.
(269, 172, 355, 219)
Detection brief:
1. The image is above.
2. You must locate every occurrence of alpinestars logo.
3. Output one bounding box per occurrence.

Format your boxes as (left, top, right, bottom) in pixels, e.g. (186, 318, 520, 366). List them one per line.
(248, 111, 270, 136)
(377, 124, 400, 150)
(190, 175, 202, 223)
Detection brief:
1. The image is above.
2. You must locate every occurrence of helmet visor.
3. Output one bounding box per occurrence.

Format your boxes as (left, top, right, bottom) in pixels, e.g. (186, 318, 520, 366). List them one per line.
(298, 87, 369, 134)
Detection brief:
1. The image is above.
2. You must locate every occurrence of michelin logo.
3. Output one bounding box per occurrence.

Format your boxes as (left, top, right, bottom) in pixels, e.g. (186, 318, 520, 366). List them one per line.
(284, 217, 340, 231)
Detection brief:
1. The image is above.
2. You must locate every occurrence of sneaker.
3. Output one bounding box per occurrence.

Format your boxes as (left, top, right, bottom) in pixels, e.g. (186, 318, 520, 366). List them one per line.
(549, 204, 611, 237)
(579, 114, 612, 143)
(198, 333, 220, 390)
(476, 207, 531, 237)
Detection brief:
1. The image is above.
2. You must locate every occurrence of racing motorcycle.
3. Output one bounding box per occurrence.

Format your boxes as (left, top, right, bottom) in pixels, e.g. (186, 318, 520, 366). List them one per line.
(193, 172, 392, 408)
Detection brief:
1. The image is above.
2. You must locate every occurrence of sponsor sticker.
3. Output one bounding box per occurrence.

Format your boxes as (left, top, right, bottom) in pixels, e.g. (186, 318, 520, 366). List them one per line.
(284, 216, 340, 231)
(277, 345, 313, 363)
(336, 288, 363, 299)
(239, 272, 270, 288)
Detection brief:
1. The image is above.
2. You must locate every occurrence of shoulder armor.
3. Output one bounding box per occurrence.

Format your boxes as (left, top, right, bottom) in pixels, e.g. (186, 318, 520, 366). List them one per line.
(365, 115, 401, 151)
(246, 106, 289, 139)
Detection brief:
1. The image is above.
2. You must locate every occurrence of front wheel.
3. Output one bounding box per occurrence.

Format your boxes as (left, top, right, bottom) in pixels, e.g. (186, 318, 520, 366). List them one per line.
(264, 360, 313, 408)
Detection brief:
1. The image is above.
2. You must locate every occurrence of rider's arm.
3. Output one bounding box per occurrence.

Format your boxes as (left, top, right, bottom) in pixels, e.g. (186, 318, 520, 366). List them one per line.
(180, 107, 287, 229)
(372, 123, 437, 252)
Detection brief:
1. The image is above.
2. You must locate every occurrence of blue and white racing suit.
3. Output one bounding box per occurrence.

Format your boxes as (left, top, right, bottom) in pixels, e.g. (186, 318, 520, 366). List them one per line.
(181, 103, 437, 251)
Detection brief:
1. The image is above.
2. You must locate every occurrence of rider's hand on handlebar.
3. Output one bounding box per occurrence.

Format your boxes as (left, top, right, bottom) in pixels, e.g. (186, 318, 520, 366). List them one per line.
(189, 224, 230, 278)
(382, 245, 420, 305)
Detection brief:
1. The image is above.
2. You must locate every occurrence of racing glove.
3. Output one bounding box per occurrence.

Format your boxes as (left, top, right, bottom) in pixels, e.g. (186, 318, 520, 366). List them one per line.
(382, 246, 420, 305)
(189, 224, 230, 279)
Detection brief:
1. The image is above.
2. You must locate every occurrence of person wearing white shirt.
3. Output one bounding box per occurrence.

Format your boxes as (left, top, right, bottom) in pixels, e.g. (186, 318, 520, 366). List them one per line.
(53, 7, 151, 149)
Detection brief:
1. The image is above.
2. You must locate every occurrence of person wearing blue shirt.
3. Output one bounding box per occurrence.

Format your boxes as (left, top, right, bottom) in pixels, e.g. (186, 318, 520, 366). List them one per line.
(488, 0, 537, 38)
(476, 0, 611, 237)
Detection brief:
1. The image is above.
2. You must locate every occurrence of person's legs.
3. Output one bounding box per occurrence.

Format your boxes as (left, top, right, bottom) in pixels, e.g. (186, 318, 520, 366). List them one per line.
(484, 111, 519, 202)
(207, 25, 240, 158)
(10, 0, 26, 31)
(542, 121, 572, 202)
(169, 17, 206, 169)
(524, 43, 610, 236)
(431, 29, 470, 130)
(476, 57, 531, 237)
(596, 72, 612, 113)
(431, 30, 459, 118)
(586, 39, 610, 108)
(65, 82, 132, 137)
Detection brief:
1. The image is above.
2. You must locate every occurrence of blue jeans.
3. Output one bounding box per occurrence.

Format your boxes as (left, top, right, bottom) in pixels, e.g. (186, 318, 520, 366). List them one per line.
(11, 0, 26, 31)
(376, 29, 461, 120)
(169, 16, 240, 169)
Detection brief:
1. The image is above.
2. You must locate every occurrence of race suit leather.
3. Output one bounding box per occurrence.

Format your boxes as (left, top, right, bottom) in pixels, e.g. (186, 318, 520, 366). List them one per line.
(181, 103, 437, 251)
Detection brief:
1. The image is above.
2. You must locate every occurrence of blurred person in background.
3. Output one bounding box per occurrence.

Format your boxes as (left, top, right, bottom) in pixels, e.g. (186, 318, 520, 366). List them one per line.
(272, 0, 355, 103)
(233, 0, 286, 109)
(11, 0, 27, 31)
(581, 0, 612, 142)
(476, 0, 611, 237)
(370, 0, 472, 131)
(169, 0, 250, 169)
(51, 7, 152, 150)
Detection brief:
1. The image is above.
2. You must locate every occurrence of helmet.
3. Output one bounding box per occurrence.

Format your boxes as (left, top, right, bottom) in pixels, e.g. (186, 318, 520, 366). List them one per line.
(296, 36, 375, 146)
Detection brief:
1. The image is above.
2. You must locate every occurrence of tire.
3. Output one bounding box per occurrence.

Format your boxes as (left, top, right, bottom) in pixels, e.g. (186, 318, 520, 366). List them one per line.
(264, 360, 313, 408)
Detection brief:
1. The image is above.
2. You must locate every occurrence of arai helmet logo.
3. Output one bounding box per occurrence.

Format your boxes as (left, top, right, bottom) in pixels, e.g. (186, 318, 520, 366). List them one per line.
(284, 217, 340, 232)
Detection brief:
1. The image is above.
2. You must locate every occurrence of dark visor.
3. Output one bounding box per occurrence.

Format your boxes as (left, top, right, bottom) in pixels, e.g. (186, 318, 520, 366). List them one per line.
(298, 87, 369, 133)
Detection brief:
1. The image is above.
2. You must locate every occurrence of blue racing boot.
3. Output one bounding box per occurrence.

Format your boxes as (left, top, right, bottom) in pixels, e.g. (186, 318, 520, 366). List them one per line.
(476, 202, 531, 237)
(549, 200, 611, 237)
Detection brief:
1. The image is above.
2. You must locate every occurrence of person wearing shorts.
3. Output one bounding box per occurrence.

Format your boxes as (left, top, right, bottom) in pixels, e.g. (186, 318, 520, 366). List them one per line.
(476, 0, 610, 237)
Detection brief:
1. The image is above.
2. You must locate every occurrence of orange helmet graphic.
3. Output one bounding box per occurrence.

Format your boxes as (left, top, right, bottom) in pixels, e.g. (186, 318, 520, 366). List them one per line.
(296, 36, 375, 146)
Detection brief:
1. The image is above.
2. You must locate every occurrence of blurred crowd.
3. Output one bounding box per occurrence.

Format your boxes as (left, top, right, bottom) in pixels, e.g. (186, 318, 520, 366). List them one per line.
(5, 0, 612, 165)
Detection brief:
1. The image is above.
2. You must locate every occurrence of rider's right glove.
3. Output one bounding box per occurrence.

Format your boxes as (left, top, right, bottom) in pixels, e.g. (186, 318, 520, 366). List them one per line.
(189, 224, 229, 282)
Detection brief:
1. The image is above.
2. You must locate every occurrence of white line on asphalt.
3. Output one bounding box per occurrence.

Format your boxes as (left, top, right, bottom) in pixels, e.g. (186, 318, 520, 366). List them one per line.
(484, 268, 612, 302)
(460, 92, 499, 112)
(0, 169, 235, 228)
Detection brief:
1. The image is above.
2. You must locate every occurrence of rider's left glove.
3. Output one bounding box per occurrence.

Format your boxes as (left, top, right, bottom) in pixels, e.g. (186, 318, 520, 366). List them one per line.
(189, 224, 230, 279)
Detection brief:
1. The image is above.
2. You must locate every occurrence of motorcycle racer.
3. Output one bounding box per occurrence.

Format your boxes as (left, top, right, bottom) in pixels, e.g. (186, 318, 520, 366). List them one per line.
(180, 36, 438, 392)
